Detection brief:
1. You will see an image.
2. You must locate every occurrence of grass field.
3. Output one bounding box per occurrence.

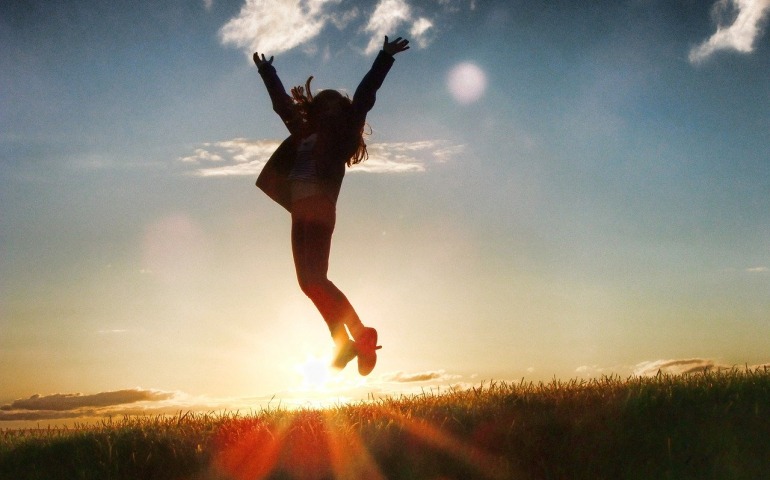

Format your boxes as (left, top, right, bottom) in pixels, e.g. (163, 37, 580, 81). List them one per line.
(2, 369, 769, 480)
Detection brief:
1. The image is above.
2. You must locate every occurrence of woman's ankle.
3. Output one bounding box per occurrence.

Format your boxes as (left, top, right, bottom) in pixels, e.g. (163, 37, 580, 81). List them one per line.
(347, 322, 366, 340)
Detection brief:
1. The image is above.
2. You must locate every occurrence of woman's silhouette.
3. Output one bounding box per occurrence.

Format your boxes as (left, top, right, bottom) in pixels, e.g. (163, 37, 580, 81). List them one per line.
(254, 36, 410, 376)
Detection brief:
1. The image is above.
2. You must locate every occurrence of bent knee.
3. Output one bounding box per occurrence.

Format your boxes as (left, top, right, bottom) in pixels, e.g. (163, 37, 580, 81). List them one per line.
(297, 276, 331, 298)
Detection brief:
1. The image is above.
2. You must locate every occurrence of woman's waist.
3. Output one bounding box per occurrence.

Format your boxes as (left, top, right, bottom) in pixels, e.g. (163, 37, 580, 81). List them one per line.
(290, 187, 337, 222)
(290, 180, 324, 202)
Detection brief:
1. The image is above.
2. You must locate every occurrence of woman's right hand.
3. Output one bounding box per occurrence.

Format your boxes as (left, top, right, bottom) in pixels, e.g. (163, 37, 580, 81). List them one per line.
(253, 52, 274, 68)
(383, 36, 410, 56)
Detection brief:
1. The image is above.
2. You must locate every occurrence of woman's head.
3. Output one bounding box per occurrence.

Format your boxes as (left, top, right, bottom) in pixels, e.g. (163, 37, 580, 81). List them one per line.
(291, 77, 352, 122)
(310, 89, 351, 119)
(291, 76, 368, 166)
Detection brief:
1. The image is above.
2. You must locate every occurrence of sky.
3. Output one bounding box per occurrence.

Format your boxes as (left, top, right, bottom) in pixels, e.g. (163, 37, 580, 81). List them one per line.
(1, 0, 769, 427)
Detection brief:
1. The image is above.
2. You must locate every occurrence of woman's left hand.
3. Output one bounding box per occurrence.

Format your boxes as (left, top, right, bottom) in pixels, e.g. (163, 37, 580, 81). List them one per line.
(383, 36, 410, 56)
(253, 52, 274, 68)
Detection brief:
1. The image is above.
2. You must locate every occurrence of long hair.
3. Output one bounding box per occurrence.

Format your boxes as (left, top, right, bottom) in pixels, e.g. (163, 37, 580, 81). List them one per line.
(291, 76, 368, 167)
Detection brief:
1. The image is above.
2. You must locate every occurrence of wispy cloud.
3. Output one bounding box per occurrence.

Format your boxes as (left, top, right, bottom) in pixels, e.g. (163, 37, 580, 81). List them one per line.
(180, 139, 280, 177)
(219, 0, 341, 56)
(409, 17, 434, 48)
(577, 358, 770, 378)
(360, 0, 439, 54)
(575, 364, 634, 378)
(633, 358, 723, 377)
(363, 0, 414, 54)
(689, 0, 770, 64)
(746, 266, 769, 273)
(353, 140, 464, 173)
(378, 369, 460, 383)
(179, 148, 224, 163)
(179, 139, 463, 177)
(433, 144, 466, 162)
(220, 0, 470, 57)
(633, 359, 770, 377)
(353, 141, 428, 173)
(329, 7, 359, 30)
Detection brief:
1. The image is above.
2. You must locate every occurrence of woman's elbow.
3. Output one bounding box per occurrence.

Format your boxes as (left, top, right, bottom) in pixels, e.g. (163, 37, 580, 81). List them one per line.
(272, 102, 292, 118)
(353, 96, 376, 114)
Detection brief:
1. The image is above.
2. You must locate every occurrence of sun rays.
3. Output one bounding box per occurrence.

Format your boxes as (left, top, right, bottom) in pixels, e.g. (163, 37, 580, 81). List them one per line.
(211, 391, 509, 480)
(223, 355, 511, 480)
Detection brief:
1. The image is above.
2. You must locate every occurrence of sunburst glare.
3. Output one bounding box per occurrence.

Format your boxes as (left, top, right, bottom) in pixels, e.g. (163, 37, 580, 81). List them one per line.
(295, 354, 333, 390)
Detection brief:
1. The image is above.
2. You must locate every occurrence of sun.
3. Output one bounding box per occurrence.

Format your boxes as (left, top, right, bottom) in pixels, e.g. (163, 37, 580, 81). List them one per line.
(294, 354, 333, 390)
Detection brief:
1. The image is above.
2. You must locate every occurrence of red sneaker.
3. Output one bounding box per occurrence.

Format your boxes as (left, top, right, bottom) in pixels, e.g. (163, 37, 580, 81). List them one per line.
(355, 327, 382, 376)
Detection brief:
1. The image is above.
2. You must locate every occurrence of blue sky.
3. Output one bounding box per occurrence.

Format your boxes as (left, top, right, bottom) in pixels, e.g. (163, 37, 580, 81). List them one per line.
(1, 0, 769, 426)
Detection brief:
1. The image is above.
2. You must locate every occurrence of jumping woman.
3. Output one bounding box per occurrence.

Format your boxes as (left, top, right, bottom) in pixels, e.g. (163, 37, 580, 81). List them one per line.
(253, 36, 410, 376)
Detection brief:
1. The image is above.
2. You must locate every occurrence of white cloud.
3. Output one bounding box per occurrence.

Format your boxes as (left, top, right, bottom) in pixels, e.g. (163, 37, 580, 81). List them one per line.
(363, 0, 413, 54)
(220, 0, 455, 57)
(633, 358, 724, 377)
(410, 17, 434, 48)
(746, 266, 769, 273)
(353, 140, 464, 173)
(219, 0, 342, 55)
(634, 359, 770, 377)
(215, 138, 281, 163)
(195, 162, 266, 177)
(179, 148, 224, 163)
(689, 0, 770, 64)
(329, 6, 359, 30)
(432, 144, 465, 162)
(371, 140, 439, 151)
(352, 158, 425, 173)
(204, 0, 213, 10)
(180, 138, 463, 177)
(184, 139, 281, 177)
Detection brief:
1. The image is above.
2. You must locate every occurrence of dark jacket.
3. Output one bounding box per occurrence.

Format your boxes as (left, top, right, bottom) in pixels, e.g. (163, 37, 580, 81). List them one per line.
(256, 50, 396, 211)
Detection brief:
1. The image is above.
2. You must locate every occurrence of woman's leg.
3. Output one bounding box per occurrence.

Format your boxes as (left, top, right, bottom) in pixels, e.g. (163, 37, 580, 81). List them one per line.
(290, 196, 365, 343)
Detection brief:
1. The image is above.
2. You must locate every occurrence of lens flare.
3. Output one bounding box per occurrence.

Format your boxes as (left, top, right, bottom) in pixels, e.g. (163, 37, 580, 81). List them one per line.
(142, 214, 207, 283)
(295, 354, 332, 390)
(447, 62, 487, 104)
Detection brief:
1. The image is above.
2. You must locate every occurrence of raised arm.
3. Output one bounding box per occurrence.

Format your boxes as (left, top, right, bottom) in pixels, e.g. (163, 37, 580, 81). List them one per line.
(351, 36, 409, 124)
(254, 52, 301, 135)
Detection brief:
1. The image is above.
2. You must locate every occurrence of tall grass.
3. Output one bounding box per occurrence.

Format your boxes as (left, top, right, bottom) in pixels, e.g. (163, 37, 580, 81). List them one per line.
(2, 368, 769, 479)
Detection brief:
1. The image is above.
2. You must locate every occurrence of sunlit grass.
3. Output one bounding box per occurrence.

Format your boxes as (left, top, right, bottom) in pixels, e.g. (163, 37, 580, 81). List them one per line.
(2, 368, 769, 479)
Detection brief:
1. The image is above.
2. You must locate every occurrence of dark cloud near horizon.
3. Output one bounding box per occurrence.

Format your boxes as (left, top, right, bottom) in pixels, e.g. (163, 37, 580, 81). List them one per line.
(1, 388, 175, 412)
(0, 409, 99, 422)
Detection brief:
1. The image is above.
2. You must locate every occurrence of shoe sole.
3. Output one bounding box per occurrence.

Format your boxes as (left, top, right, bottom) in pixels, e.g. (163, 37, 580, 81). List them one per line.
(356, 328, 381, 376)
(331, 341, 357, 370)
